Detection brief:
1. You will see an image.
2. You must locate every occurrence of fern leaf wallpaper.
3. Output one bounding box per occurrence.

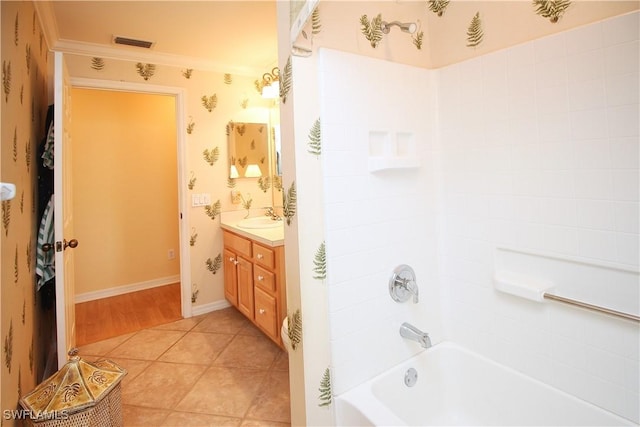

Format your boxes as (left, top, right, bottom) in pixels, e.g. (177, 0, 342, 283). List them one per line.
(90, 57, 105, 71)
(466, 12, 484, 48)
(360, 13, 384, 48)
(1, 0, 50, 418)
(135, 62, 156, 80)
(428, 0, 450, 17)
(533, 0, 571, 23)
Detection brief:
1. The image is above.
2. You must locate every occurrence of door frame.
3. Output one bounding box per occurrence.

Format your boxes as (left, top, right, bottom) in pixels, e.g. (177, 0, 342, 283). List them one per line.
(70, 77, 192, 319)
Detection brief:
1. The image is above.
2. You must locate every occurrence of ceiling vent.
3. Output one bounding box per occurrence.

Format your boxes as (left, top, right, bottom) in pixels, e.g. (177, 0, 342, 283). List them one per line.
(113, 36, 154, 49)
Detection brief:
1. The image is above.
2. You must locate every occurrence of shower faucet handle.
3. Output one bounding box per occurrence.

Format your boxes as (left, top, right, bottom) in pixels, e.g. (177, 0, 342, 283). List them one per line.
(389, 264, 419, 303)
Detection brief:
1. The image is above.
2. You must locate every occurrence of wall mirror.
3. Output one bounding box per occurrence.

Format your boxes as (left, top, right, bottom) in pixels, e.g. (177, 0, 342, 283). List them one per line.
(226, 104, 282, 208)
(227, 121, 269, 178)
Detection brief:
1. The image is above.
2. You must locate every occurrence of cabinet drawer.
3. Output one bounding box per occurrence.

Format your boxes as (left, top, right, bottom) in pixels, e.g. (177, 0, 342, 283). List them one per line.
(254, 265, 276, 293)
(253, 243, 275, 269)
(254, 288, 278, 340)
(224, 231, 251, 258)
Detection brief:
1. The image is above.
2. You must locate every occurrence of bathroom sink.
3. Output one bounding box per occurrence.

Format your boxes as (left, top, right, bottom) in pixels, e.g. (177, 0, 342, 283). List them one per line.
(237, 217, 283, 229)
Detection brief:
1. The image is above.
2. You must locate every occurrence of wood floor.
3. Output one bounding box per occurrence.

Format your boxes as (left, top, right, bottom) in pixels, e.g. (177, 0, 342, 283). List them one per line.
(75, 283, 182, 346)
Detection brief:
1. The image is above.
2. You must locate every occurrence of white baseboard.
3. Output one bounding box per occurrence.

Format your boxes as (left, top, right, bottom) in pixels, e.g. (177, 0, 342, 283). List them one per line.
(74, 275, 180, 304)
(191, 299, 231, 316)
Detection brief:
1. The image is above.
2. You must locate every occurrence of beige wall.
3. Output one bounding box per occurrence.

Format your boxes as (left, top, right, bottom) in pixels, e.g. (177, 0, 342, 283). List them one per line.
(1, 1, 51, 422)
(70, 89, 179, 295)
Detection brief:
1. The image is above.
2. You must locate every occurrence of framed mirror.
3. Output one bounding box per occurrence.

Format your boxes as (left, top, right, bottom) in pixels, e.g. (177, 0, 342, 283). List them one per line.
(227, 121, 269, 178)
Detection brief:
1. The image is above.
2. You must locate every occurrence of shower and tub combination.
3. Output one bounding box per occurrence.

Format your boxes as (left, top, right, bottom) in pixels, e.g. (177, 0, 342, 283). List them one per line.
(317, 10, 638, 426)
(336, 264, 638, 426)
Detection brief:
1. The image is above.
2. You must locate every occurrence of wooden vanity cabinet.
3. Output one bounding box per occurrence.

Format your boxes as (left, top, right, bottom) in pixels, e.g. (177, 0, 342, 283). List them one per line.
(223, 248, 239, 306)
(223, 230, 286, 348)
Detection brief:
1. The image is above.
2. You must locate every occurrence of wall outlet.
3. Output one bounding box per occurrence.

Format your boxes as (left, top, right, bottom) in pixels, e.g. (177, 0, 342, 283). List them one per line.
(168, 249, 175, 260)
(231, 190, 242, 205)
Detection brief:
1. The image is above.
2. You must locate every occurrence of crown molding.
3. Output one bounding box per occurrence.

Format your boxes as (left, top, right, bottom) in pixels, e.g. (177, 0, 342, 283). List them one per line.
(54, 39, 260, 76)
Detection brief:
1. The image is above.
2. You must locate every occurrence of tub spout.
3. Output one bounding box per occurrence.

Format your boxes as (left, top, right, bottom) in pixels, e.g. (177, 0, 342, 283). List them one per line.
(400, 322, 432, 348)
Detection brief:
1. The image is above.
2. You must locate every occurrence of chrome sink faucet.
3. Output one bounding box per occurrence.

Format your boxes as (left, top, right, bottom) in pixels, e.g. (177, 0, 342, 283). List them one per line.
(264, 207, 281, 221)
(400, 322, 432, 348)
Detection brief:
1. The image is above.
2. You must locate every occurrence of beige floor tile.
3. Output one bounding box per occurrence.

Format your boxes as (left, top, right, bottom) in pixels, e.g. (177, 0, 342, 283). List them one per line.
(152, 316, 205, 332)
(158, 332, 234, 365)
(78, 332, 136, 357)
(161, 411, 242, 426)
(123, 405, 170, 427)
(246, 369, 291, 424)
(271, 351, 289, 372)
(175, 366, 267, 417)
(237, 322, 264, 337)
(108, 329, 185, 360)
(193, 307, 250, 334)
(122, 361, 207, 410)
(107, 357, 152, 387)
(214, 335, 280, 369)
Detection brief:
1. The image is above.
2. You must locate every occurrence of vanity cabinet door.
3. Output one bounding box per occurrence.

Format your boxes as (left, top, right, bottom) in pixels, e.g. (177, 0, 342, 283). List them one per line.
(236, 256, 254, 319)
(223, 248, 238, 307)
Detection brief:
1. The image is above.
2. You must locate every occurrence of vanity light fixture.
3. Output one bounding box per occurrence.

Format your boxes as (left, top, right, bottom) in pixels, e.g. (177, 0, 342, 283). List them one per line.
(262, 83, 279, 99)
(245, 164, 262, 178)
(259, 67, 280, 99)
(229, 165, 240, 179)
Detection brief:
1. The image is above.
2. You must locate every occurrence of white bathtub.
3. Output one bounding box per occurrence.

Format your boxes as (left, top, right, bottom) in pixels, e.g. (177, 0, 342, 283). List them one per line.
(336, 342, 635, 426)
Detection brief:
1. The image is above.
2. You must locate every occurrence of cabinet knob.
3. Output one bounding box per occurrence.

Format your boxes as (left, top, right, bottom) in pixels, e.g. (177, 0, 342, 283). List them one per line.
(228, 257, 234, 262)
(233, 260, 239, 265)
(259, 308, 266, 315)
(257, 254, 264, 259)
(257, 275, 264, 281)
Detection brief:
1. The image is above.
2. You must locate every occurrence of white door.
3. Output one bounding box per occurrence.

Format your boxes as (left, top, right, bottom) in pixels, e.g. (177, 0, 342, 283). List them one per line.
(53, 51, 77, 368)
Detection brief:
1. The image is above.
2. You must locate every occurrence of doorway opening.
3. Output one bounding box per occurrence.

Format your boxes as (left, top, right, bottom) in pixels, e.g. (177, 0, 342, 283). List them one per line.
(67, 83, 191, 345)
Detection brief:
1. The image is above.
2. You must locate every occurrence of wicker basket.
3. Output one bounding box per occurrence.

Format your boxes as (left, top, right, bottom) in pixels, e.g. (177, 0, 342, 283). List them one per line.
(19, 355, 126, 427)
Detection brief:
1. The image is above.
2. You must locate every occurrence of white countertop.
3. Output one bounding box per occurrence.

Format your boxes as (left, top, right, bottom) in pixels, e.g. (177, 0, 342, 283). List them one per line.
(220, 211, 284, 247)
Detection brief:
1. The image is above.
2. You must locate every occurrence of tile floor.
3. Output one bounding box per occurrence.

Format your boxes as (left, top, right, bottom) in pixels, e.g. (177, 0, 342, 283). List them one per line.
(78, 307, 291, 427)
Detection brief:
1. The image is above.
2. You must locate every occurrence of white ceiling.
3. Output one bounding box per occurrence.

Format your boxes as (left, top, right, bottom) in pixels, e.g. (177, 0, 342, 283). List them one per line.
(37, 1, 279, 76)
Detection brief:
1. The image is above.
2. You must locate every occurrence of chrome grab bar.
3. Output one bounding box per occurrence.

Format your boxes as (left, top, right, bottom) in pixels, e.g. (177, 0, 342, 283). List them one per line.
(544, 293, 639, 323)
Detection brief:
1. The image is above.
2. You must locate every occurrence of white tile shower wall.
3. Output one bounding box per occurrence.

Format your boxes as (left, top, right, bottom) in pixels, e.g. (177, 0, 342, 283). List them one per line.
(318, 49, 443, 395)
(437, 12, 639, 422)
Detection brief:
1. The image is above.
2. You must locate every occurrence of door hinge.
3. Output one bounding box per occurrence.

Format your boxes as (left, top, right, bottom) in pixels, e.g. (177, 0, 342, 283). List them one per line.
(55, 241, 63, 252)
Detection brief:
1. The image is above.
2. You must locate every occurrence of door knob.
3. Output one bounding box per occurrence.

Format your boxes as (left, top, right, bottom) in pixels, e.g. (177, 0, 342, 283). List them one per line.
(43, 239, 78, 252)
(64, 239, 78, 250)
